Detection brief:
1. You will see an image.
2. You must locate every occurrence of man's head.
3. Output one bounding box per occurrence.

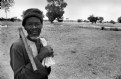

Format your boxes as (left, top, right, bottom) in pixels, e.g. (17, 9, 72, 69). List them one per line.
(22, 8, 43, 39)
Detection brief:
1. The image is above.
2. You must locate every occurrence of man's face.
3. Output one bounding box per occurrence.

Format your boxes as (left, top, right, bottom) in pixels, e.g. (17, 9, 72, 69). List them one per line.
(24, 17, 43, 39)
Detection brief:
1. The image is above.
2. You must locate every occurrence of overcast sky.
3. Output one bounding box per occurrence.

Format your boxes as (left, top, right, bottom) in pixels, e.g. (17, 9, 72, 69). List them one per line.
(0, 0, 121, 21)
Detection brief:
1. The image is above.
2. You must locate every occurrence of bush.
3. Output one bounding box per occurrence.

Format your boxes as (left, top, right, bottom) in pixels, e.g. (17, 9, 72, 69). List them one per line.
(110, 20, 115, 24)
(57, 18, 63, 22)
(117, 16, 121, 23)
(77, 19, 82, 22)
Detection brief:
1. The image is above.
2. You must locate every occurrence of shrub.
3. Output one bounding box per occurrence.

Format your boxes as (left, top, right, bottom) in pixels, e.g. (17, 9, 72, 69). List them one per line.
(117, 16, 121, 23)
(110, 20, 115, 24)
(77, 19, 82, 22)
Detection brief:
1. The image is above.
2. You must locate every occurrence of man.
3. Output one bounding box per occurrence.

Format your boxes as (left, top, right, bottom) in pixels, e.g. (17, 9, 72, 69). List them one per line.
(10, 8, 54, 79)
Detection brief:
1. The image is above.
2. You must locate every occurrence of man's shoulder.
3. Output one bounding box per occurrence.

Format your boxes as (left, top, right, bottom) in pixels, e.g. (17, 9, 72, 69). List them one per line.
(12, 38, 24, 48)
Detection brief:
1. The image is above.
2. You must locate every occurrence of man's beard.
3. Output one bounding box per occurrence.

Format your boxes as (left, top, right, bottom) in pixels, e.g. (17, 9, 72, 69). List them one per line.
(26, 28, 41, 38)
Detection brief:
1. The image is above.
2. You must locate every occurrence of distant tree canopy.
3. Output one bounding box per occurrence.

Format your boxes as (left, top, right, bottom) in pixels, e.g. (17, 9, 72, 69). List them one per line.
(98, 17, 104, 23)
(110, 20, 115, 24)
(117, 16, 121, 23)
(45, 0, 67, 23)
(0, 17, 21, 22)
(77, 19, 82, 22)
(0, 0, 14, 10)
(87, 15, 99, 24)
(87, 15, 104, 24)
(0, 0, 14, 18)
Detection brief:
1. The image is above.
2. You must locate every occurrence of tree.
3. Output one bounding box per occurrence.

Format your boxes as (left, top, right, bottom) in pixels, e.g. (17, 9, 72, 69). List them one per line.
(117, 16, 121, 23)
(87, 15, 99, 24)
(110, 20, 115, 24)
(77, 19, 82, 22)
(0, 0, 14, 19)
(45, 0, 67, 23)
(0, 0, 1, 9)
(98, 17, 104, 23)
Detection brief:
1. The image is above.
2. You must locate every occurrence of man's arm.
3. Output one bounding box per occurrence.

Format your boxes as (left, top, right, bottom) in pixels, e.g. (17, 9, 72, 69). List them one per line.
(10, 43, 49, 79)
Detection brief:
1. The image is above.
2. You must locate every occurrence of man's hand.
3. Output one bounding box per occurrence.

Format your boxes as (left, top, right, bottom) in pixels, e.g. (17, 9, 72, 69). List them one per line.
(45, 45, 54, 56)
(36, 46, 54, 62)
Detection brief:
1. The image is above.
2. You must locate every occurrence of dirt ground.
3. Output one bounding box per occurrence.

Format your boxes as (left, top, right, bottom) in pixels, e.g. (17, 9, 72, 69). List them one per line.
(1, 22, 121, 79)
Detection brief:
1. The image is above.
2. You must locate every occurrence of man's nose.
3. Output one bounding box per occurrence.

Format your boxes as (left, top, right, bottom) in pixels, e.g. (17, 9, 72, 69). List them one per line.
(32, 25, 36, 28)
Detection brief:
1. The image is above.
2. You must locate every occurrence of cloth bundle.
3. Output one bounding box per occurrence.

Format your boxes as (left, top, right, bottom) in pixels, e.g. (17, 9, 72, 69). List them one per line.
(27, 37, 55, 67)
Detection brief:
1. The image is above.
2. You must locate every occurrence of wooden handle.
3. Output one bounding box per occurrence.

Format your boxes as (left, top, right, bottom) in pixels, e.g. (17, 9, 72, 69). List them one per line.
(18, 27, 37, 71)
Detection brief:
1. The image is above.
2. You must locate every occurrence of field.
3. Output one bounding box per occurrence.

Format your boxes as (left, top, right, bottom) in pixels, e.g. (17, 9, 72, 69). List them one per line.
(1, 21, 121, 79)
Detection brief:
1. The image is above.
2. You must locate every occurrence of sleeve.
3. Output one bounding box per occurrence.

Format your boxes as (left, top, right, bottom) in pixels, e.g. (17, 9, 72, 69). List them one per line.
(10, 43, 49, 79)
(40, 38, 52, 75)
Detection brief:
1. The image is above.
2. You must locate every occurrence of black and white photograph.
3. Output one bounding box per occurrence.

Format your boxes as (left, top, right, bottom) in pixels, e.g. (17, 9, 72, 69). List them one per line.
(1, 0, 121, 79)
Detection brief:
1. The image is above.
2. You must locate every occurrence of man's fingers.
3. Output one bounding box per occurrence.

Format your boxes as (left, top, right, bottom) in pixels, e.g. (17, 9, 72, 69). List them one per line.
(45, 46, 53, 53)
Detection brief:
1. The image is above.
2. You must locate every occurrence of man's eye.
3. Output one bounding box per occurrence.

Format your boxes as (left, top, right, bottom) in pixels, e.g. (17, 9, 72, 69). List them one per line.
(35, 23, 41, 26)
(26, 23, 41, 27)
(26, 23, 32, 26)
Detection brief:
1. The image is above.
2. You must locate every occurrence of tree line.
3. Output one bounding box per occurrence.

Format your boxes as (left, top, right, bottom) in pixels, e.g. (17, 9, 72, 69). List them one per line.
(1, 0, 121, 24)
(45, 0, 121, 24)
(76, 15, 121, 24)
(0, 17, 21, 21)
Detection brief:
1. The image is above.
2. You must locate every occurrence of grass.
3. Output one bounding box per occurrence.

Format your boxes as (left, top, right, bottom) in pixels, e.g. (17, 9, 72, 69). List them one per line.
(1, 21, 121, 79)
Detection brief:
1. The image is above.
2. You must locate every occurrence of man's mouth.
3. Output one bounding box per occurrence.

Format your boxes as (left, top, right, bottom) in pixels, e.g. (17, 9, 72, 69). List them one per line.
(32, 31, 38, 34)
(27, 28, 41, 37)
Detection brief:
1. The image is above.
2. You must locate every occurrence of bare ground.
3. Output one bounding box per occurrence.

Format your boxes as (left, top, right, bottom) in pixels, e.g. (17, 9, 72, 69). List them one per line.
(1, 22, 121, 79)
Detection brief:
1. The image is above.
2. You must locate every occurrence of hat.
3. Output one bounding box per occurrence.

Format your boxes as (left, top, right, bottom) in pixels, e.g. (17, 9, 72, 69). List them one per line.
(22, 8, 43, 26)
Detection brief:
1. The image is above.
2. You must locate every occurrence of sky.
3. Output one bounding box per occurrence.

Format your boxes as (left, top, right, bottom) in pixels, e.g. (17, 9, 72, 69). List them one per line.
(0, 0, 121, 21)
